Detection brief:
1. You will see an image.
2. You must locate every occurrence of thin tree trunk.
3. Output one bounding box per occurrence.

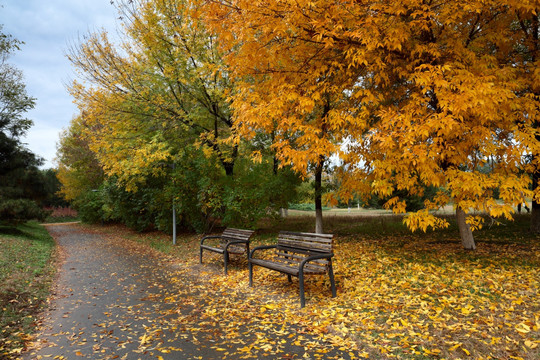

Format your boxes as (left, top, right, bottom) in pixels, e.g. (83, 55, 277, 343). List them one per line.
(528, 13, 540, 233)
(531, 172, 540, 232)
(531, 204, 540, 233)
(314, 158, 324, 234)
(456, 206, 476, 250)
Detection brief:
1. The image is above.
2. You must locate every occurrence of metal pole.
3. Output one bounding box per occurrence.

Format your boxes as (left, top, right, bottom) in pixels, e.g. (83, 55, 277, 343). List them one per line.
(172, 201, 176, 245)
(172, 162, 176, 245)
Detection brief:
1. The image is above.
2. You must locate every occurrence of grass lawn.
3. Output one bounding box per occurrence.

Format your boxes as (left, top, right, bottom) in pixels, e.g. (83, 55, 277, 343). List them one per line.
(0, 222, 56, 359)
(69, 213, 540, 358)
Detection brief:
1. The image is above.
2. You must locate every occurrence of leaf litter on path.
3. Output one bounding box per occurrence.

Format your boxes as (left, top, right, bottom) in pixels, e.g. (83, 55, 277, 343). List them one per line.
(22, 224, 353, 360)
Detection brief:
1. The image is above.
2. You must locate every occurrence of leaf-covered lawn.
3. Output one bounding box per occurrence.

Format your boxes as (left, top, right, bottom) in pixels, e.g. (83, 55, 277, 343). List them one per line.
(0, 222, 56, 359)
(87, 214, 539, 359)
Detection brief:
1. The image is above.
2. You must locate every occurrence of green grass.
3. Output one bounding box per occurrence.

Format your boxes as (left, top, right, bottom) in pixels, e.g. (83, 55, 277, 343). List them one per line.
(0, 222, 56, 359)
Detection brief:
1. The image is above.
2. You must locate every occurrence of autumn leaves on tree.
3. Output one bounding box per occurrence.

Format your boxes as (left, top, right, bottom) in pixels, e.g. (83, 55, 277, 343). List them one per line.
(58, 0, 540, 247)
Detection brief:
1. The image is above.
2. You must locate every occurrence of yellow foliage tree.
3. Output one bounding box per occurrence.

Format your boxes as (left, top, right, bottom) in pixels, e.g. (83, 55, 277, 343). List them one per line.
(56, 115, 104, 201)
(205, 0, 540, 249)
(205, 0, 364, 233)
(68, 0, 238, 191)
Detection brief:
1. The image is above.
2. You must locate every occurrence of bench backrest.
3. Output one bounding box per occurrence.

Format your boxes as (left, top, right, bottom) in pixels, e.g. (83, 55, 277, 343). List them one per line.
(276, 231, 334, 273)
(222, 228, 255, 243)
(277, 231, 333, 254)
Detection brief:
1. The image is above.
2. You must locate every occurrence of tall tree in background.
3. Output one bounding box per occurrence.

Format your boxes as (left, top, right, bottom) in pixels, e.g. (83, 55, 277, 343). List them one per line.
(56, 115, 105, 201)
(61, 0, 300, 231)
(68, 0, 238, 189)
(206, 0, 540, 248)
(205, 1, 359, 233)
(510, 5, 540, 232)
(0, 25, 47, 224)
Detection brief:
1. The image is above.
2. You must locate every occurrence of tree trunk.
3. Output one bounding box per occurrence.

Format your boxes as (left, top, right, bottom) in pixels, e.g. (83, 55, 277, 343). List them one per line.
(531, 171, 540, 232)
(529, 13, 540, 233)
(531, 204, 540, 233)
(456, 206, 476, 250)
(314, 158, 324, 234)
(223, 161, 234, 176)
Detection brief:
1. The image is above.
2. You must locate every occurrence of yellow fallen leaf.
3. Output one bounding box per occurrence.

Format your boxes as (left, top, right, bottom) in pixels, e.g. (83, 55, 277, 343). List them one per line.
(515, 323, 531, 334)
(524, 340, 538, 349)
(140, 334, 149, 346)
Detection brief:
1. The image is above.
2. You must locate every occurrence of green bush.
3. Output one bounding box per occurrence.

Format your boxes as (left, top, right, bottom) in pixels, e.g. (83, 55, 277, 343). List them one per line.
(0, 199, 49, 225)
(74, 190, 105, 224)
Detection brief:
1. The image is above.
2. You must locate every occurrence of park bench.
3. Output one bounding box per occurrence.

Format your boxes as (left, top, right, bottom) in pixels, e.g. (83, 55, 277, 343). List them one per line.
(200, 228, 255, 275)
(248, 231, 336, 308)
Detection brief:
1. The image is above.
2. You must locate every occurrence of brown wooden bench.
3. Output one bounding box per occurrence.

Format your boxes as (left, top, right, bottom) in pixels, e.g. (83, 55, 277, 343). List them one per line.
(200, 228, 255, 275)
(248, 231, 336, 307)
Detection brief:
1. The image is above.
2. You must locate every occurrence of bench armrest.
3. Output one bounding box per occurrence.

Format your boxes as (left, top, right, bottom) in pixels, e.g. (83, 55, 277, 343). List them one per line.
(249, 244, 277, 259)
(299, 253, 334, 270)
(224, 239, 249, 249)
(200, 235, 222, 245)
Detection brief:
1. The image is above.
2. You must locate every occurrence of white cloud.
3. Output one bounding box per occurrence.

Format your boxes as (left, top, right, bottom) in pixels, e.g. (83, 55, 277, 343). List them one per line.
(2, 0, 118, 168)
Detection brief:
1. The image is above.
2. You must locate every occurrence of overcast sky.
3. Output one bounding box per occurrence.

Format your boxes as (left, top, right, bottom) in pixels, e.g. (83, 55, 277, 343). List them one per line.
(2, 0, 119, 168)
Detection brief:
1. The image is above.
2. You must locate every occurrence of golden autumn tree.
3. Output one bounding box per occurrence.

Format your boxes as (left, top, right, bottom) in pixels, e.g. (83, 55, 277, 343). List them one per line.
(63, 0, 303, 231)
(509, 5, 540, 232)
(204, 1, 363, 233)
(68, 0, 238, 191)
(56, 115, 104, 201)
(205, 0, 540, 248)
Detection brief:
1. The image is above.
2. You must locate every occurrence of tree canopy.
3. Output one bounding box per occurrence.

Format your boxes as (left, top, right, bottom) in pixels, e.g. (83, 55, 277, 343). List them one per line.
(60, 0, 301, 232)
(0, 25, 48, 225)
(59, 0, 540, 246)
(204, 0, 540, 248)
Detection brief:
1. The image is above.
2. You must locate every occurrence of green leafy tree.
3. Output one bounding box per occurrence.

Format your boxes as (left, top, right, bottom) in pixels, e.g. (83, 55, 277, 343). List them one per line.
(60, 0, 301, 233)
(0, 25, 47, 225)
(56, 115, 105, 201)
(39, 168, 69, 208)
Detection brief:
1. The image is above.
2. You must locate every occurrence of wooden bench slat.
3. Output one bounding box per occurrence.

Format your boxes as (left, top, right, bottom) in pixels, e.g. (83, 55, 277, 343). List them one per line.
(200, 244, 225, 254)
(279, 231, 333, 240)
(250, 259, 326, 276)
(279, 235, 331, 242)
(274, 257, 328, 273)
(275, 252, 329, 267)
(278, 237, 332, 245)
(223, 228, 254, 238)
(279, 258, 327, 272)
(278, 239, 332, 252)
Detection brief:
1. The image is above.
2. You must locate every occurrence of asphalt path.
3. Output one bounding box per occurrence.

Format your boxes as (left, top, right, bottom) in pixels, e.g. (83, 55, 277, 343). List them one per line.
(23, 224, 354, 360)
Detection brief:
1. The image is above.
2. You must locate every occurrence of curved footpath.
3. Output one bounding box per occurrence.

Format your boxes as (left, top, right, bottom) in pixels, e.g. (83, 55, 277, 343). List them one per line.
(22, 224, 354, 360)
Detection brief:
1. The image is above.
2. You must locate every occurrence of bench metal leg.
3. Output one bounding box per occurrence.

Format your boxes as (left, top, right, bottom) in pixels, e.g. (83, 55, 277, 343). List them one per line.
(200, 248, 203, 264)
(248, 262, 253, 286)
(299, 269, 306, 308)
(328, 262, 337, 298)
(223, 251, 229, 275)
(287, 274, 292, 283)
